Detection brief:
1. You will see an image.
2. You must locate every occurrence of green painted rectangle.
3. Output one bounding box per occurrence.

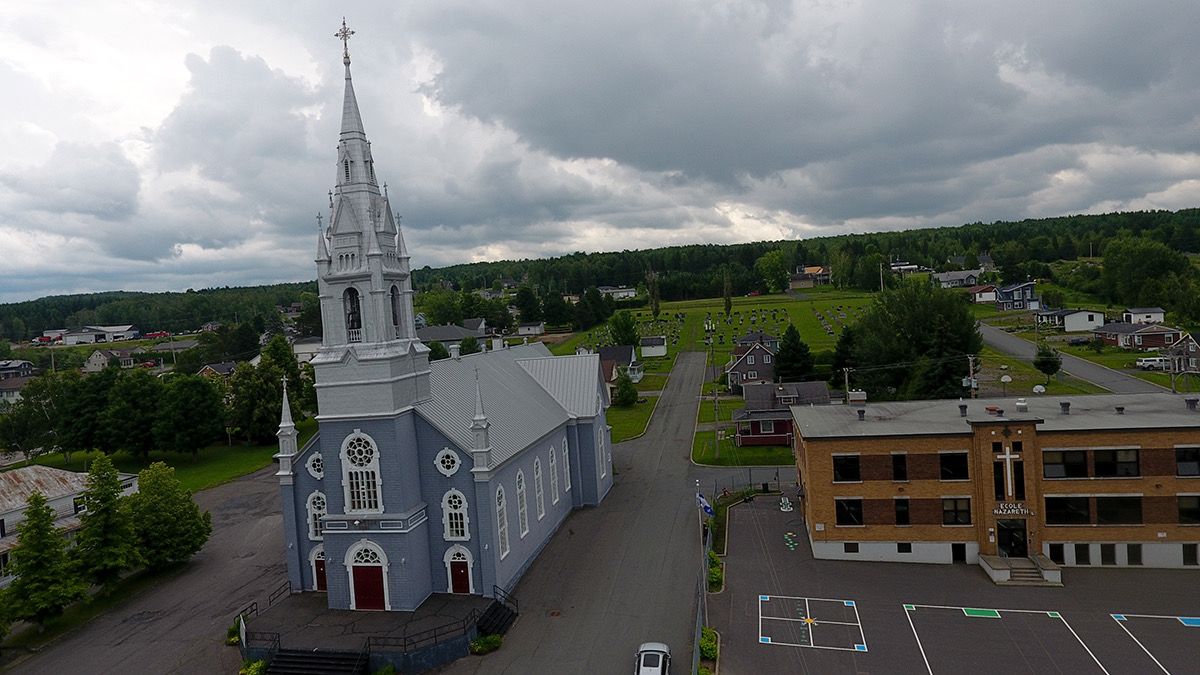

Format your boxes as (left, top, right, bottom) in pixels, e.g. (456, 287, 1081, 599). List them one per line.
(963, 608, 1001, 618)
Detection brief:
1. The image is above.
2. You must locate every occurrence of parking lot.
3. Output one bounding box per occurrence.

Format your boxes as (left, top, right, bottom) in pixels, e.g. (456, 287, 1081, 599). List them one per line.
(708, 499, 1200, 674)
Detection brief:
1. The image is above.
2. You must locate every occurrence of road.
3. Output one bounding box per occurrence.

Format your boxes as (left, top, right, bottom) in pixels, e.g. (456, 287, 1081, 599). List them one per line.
(979, 323, 1163, 394)
(10, 468, 287, 674)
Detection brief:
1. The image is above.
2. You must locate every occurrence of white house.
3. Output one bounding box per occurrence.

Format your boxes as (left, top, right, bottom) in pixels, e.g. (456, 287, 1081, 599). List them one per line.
(1124, 307, 1166, 324)
(293, 337, 323, 364)
(1036, 309, 1104, 333)
(640, 336, 667, 359)
(516, 322, 545, 336)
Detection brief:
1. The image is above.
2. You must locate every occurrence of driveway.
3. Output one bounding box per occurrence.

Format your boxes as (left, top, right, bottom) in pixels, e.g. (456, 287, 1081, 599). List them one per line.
(10, 467, 287, 674)
(979, 323, 1162, 394)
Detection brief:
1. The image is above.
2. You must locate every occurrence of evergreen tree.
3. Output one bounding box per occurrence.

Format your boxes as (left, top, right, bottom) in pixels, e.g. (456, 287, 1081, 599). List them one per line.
(427, 341, 450, 360)
(613, 370, 638, 407)
(608, 310, 640, 347)
(905, 315, 969, 399)
(513, 285, 542, 323)
(72, 455, 142, 591)
(1033, 344, 1063, 383)
(5, 493, 87, 630)
(647, 270, 661, 320)
(774, 324, 814, 382)
(723, 269, 732, 317)
(541, 293, 573, 326)
(125, 463, 212, 570)
(459, 336, 482, 355)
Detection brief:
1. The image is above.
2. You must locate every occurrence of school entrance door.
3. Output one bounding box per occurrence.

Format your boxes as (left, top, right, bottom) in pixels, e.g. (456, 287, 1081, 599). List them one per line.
(997, 519, 1027, 558)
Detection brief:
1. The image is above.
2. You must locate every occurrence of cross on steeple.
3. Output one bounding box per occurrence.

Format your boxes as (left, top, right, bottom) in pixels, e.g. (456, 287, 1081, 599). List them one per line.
(336, 18, 355, 59)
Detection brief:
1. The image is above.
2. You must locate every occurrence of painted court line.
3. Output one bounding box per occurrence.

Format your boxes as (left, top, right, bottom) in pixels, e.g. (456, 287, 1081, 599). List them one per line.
(1110, 613, 1200, 675)
(758, 595, 867, 652)
(904, 605, 1109, 675)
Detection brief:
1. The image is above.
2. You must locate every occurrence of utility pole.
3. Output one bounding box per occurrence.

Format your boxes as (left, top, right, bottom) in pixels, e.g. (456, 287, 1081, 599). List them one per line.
(967, 354, 977, 399)
(843, 367, 851, 400)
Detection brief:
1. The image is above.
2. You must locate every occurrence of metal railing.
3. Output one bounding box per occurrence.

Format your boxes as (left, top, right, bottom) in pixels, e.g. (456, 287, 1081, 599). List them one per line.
(237, 601, 259, 621)
(493, 584, 518, 614)
(268, 580, 291, 607)
(243, 631, 279, 651)
(365, 608, 481, 654)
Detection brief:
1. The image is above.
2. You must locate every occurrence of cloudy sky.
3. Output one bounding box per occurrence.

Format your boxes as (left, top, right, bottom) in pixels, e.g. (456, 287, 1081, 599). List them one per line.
(3, 1, 1200, 303)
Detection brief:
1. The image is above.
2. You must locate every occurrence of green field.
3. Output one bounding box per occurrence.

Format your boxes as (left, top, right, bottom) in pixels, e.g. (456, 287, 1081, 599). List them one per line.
(608, 396, 659, 442)
(690, 434, 793, 466)
(698, 397, 743, 424)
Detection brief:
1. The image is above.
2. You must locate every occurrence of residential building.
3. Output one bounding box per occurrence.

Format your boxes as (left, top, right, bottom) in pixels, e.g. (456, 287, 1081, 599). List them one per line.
(1, 465, 138, 589)
(792, 393, 1200, 570)
(151, 339, 200, 354)
(597, 286, 637, 300)
(640, 336, 667, 359)
(790, 265, 832, 289)
(726, 342, 775, 389)
(597, 345, 642, 383)
(0, 360, 34, 380)
(931, 270, 982, 288)
(994, 282, 1040, 312)
(516, 322, 545, 337)
(1035, 309, 1104, 333)
(293, 337, 323, 364)
(82, 348, 138, 373)
(1092, 323, 1182, 351)
(948, 254, 995, 272)
(0, 377, 30, 404)
(734, 331, 781, 352)
(964, 285, 996, 304)
(733, 381, 829, 446)
(62, 325, 140, 345)
(275, 44, 612, 613)
(198, 362, 237, 379)
(1124, 307, 1166, 325)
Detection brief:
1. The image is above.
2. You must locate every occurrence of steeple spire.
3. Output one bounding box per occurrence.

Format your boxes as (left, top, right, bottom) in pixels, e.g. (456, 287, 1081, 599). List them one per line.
(336, 18, 366, 139)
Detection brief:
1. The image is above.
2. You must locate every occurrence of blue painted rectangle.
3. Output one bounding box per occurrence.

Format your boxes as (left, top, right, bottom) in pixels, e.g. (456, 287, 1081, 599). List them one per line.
(1179, 617, 1200, 627)
(761, 637, 771, 643)
(845, 600, 855, 606)
(855, 644, 867, 651)
(1112, 614, 1126, 621)
(760, 595, 770, 601)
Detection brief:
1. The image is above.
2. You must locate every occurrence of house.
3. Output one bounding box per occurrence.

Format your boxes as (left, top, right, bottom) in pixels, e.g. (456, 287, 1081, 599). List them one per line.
(416, 324, 485, 350)
(1, 465, 138, 588)
(734, 331, 781, 352)
(516, 322, 545, 337)
(1123, 307, 1166, 325)
(948, 254, 995, 272)
(1035, 309, 1104, 333)
(931, 270, 982, 289)
(733, 381, 829, 446)
(62, 325, 140, 345)
(275, 43, 612, 615)
(0, 360, 34, 380)
(82, 348, 137, 373)
(964, 285, 996, 304)
(1092, 323, 1183, 351)
(151, 339, 200, 354)
(792, 393, 1200, 570)
(597, 286, 637, 300)
(201, 321, 222, 333)
(293, 337, 323, 364)
(640, 336, 667, 359)
(597, 345, 642, 383)
(726, 342, 776, 389)
(463, 318, 487, 334)
(994, 282, 1040, 312)
(198, 362, 237, 379)
(790, 265, 831, 289)
(0, 376, 30, 404)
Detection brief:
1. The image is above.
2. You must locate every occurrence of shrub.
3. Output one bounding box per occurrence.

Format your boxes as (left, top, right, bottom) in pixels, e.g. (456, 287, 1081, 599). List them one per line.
(226, 619, 241, 645)
(707, 550, 723, 591)
(372, 666, 398, 675)
(699, 626, 718, 661)
(471, 634, 503, 654)
(699, 669, 712, 675)
(239, 660, 267, 675)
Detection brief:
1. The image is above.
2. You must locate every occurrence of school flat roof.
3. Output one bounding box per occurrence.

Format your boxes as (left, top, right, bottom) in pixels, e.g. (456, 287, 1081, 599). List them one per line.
(791, 392, 1200, 440)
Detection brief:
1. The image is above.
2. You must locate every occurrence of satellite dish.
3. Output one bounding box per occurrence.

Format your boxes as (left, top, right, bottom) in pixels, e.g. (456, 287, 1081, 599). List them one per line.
(1033, 385, 1046, 393)
(1001, 375, 1013, 383)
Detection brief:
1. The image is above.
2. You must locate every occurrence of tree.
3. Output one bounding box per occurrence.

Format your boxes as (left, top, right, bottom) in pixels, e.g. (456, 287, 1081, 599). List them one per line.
(5, 493, 87, 630)
(71, 455, 142, 591)
(774, 324, 814, 382)
(459, 336, 482, 355)
(541, 293, 573, 327)
(228, 361, 284, 444)
(723, 269, 732, 317)
(647, 270, 661, 320)
(0, 398, 54, 466)
(154, 376, 225, 461)
(427, 341, 450, 360)
(1101, 236, 1190, 306)
(99, 369, 164, 462)
(260, 335, 302, 411)
(293, 291, 323, 338)
(59, 368, 117, 458)
(608, 310, 640, 347)
(754, 250, 790, 293)
(1033, 344, 1062, 383)
(125, 462, 212, 570)
(513, 285, 542, 323)
(613, 370, 638, 407)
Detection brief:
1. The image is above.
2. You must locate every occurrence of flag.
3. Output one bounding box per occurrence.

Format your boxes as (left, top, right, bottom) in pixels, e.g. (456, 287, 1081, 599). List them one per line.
(697, 491, 714, 516)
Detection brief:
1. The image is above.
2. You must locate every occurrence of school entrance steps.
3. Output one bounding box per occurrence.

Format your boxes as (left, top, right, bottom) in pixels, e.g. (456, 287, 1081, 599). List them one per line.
(979, 554, 1064, 587)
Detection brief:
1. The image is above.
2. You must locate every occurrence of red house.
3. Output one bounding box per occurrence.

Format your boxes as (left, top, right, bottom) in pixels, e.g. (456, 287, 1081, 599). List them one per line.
(733, 381, 830, 446)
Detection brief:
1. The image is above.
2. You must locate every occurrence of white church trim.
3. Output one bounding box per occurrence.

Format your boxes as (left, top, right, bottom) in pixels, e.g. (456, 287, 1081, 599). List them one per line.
(441, 489, 470, 541)
(443, 545, 475, 594)
(341, 429, 383, 514)
(344, 539, 390, 611)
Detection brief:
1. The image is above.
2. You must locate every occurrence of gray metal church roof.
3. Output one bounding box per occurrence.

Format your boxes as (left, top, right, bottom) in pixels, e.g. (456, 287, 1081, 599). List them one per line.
(419, 343, 575, 468)
(517, 353, 605, 418)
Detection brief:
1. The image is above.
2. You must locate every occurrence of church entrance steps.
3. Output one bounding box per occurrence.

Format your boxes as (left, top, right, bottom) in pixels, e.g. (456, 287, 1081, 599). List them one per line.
(266, 648, 364, 674)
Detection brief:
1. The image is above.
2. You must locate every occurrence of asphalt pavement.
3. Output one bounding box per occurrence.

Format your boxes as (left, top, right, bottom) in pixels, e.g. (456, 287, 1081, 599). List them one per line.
(979, 323, 1163, 394)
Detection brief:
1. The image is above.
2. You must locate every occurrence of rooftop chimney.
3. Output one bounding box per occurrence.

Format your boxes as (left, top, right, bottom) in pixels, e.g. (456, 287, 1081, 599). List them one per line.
(1186, 397, 1198, 412)
(449, 343, 461, 359)
(1060, 401, 1070, 414)
(857, 409, 866, 421)
(958, 403, 968, 417)
(995, 409, 1004, 417)
(1115, 406, 1125, 414)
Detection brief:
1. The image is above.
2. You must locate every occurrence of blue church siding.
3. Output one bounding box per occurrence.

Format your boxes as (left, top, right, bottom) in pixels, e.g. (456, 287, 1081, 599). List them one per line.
(412, 418, 486, 596)
(279, 480, 304, 593)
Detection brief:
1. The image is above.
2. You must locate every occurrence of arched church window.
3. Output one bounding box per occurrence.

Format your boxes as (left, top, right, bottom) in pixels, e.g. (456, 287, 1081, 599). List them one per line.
(390, 285, 401, 338)
(344, 159, 351, 181)
(342, 431, 382, 513)
(549, 446, 559, 504)
(534, 459, 545, 520)
(516, 471, 529, 537)
(496, 487, 510, 559)
(562, 445, 571, 492)
(308, 491, 326, 540)
(598, 427, 607, 479)
(344, 288, 362, 342)
(442, 489, 469, 541)
(353, 546, 382, 564)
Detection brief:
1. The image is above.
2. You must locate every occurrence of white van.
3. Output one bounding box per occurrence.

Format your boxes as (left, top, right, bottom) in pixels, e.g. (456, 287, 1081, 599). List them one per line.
(1136, 356, 1169, 371)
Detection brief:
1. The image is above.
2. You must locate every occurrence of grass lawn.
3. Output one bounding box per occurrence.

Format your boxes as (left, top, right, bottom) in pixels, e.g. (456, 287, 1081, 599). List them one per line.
(691, 434, 793, 466)
(17, 418, 318, 493)
(976, 347, 1106, 396)
(608, 396, 659, 442)
(635, 373, 669, 392)
(698, 397, 743, 424)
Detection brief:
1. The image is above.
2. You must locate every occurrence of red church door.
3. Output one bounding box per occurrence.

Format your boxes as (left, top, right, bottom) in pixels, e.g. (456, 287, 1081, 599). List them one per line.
(314, 558, 327, 591)
(352, 566, 386, 610)
(450, 561, 470, 593)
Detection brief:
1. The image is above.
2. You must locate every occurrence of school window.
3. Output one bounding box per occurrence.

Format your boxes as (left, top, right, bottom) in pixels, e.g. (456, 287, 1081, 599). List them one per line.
(835, 498, 864, 526)
(940, 453, 969, 481)
(843, 542, 859, 554)
(1127, 544, 1143, 566)
(1177, 447, 1200, 476)
(992, 462, 1004, 500)
(1095, 496, 1142, 524)
(1179, 496, 1200, 524)
(942, 498, 971, 525)
(1094, 449, 1139, 477)
(894, 498, 910, 526)
(1100, 543, 1117, 565)
(897, 542, 912, 554)
(1043, 450, 1087, 478)
(892, 454, 907, 481)
(832, 456, 861, 482)
(1075, 543, 1091, 565)
(1044, 497, 1090, 525)
(1047, 543, 1065, 565)
(1184, 543, 1199, 566)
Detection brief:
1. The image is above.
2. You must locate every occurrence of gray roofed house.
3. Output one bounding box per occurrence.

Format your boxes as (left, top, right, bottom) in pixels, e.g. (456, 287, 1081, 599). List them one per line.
(0, 360, 34, 380)
(416, 324, 482, 346)
(0, 376, 30, 404)
(1123, 307, 1166, 324)
(733, 381, 829, 446)
(931, 270, 983, 288)
(734, 331, 780, 351)
(151, 339, 200, 353)
(1092, 322, 1182, 351)
(640, 336, 667, 359)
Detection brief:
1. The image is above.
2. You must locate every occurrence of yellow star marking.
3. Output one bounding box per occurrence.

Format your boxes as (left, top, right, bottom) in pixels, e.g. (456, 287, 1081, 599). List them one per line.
(804, 618, 817, 624)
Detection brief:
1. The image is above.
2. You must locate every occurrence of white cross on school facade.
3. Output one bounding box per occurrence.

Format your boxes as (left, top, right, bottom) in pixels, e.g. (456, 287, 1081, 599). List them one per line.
(996, 444, 1020, 498)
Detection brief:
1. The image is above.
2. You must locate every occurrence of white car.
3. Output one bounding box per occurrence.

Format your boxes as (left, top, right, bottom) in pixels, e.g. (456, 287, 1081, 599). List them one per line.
(635, 642, 670, 675)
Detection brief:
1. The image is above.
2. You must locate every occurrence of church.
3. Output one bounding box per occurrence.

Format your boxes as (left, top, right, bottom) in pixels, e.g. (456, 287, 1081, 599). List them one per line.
(274, 27, 613, 612)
